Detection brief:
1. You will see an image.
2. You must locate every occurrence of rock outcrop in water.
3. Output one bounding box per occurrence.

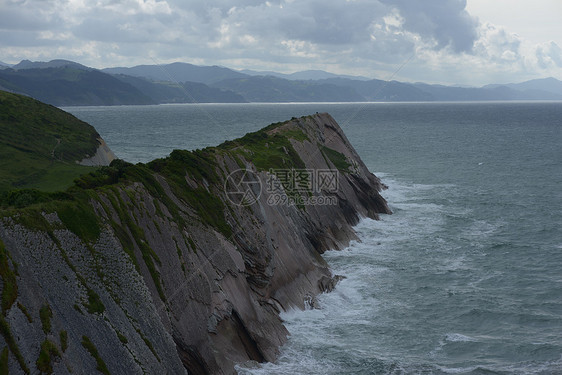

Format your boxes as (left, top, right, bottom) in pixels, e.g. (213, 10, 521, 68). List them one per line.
(0, 112, 390, 374)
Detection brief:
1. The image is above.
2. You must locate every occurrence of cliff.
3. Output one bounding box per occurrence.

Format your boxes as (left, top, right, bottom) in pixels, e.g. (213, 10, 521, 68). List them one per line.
(0, 112, 390, 374)
(78, 138, 116, 167)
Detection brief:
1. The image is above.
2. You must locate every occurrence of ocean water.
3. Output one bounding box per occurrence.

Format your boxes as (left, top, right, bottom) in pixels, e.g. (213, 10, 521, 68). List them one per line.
(65, 102, 562, 374)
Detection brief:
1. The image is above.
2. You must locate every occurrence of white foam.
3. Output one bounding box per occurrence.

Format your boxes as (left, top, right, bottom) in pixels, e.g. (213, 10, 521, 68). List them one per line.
(462, 219, 505, 239)
(235, 348, 341, 375)
(239, 176, 495, 374)
(445, 333, 477, 342)
(437, 365, 480, 374)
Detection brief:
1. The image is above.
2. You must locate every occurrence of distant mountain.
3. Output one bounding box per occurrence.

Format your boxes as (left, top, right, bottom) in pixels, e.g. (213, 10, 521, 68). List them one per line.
(101, 61, 562, 101)
(211, 75, 365, 102)
(0, 60, 247, 105)
(416, 81, 562, 101)
(484, 77, 562, 96)
(240, 69, 370, 81)
(12, 59, 90, 71)
(0, 61, 12, 69)
(4, 59, 562, 104)
(414, 83, 512, 101)
(318, 78, 433, 101)
(112, 74, 246, 103)
(102, 62, 248, 85)
(0, 66, 154, 106)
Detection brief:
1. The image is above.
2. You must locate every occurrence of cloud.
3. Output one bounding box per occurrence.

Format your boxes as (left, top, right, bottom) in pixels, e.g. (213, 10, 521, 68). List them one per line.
(536, 41, 562, 68)
(380, 0, 478, 52)
(0, 0, 68, 34)
(473, 23, 522, 63)
(194, 0, 478, 56)
(0, 0, 478, 60)
(0, 0, 560, 85)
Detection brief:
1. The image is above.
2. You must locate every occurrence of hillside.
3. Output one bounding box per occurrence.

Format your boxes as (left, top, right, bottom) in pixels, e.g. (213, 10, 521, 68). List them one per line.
(112, 74, 247, 103)
(211, 75, 365, 102)
(0, 61, 247, 105)
(317, 77, 433, 101)
(0, 91, 114, 192)
(0, 67, 154, 106)
(0, 108, 390, 374)
(102, 62, 248, 85)
(10, 59, 90, 71)
(241, 68, 370, 81)
(483, 77, 562, 98)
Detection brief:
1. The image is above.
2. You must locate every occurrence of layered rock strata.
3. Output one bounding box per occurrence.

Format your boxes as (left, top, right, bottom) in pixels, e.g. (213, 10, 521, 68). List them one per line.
(0, 113, 390, 374)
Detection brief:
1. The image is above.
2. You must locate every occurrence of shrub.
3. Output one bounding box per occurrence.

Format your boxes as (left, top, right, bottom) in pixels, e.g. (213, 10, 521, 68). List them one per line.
(39, 304, 52, 334)
(36, 339, 60, 374)
(81, 336, 110, 375)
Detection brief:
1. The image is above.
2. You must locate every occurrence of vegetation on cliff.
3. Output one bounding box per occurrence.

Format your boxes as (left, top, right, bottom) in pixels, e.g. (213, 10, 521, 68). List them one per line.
(0, 91, 100, 192)
(0, 238, 29, 373)
(0, 104, 353, 252)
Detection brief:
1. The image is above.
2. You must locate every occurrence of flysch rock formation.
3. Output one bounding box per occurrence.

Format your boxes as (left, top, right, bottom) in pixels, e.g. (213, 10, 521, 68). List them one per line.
(0, 113, 391, 374)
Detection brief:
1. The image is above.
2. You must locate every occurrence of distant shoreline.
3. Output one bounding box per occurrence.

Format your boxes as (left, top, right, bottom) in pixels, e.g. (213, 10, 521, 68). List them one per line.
(59, 99, 562, 109)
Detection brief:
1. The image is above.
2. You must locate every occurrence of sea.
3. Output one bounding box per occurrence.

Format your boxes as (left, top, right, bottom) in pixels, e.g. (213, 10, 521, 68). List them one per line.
(64, 102, 562, 375)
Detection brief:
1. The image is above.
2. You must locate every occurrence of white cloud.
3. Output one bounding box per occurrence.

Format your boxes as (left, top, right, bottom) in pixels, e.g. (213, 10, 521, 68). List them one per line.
(281, 40, 318, 58)
(380, 0, 478, 53)
(137, 0, 172, 15)
(536, 41, 562, 69)
(473, 23, 522, 62)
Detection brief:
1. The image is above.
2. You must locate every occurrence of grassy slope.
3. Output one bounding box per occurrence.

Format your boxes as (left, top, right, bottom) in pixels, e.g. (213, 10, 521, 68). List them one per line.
(0, 90, 99, 192)
(0, 108, 351, 233)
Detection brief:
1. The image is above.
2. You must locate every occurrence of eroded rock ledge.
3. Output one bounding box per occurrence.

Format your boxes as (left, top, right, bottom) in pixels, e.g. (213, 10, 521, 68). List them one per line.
(0, 113, 390, 374)
(78, 137, 116, 166)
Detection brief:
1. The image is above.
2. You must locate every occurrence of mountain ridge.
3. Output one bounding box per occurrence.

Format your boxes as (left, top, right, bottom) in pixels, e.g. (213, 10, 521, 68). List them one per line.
(240, 68, 371, 81)
(3, 59, 562, 104)
(102, 62, 248, 85)
(11, 59, 91, 71)
(0, 66, 154, 106)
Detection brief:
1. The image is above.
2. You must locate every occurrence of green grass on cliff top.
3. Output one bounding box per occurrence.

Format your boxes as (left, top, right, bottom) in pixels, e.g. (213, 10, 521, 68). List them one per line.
(0, 90, 99, 192)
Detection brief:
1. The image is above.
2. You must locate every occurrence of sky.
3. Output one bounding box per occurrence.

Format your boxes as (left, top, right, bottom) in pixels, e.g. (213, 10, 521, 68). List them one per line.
(1, 0, 561, 86)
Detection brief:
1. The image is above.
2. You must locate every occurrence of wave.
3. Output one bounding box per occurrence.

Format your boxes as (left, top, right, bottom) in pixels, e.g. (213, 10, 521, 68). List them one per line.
(239, 173, 562, 375)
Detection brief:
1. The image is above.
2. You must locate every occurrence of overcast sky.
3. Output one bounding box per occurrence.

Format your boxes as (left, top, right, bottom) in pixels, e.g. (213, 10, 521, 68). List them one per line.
(1, 0, 561, 85)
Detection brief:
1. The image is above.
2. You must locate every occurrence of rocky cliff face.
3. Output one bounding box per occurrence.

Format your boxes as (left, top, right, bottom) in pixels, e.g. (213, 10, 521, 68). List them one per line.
(78, 138, 116, 167)
(0, 113, 390, 374)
